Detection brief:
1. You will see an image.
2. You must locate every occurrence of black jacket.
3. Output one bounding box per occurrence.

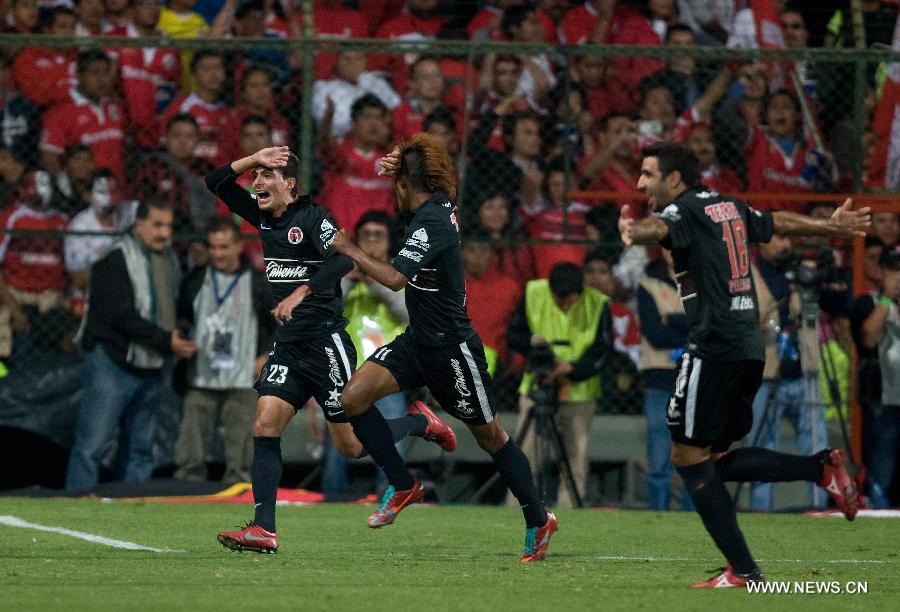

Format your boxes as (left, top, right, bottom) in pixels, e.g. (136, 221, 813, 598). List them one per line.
(80, 247, 174, 376)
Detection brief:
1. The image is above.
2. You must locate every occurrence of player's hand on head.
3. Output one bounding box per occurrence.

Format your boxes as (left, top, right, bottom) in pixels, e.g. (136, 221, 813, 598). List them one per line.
(831, 197, 872, 237)
(377, 146, 401, 177)
(255, 146, 291, 169)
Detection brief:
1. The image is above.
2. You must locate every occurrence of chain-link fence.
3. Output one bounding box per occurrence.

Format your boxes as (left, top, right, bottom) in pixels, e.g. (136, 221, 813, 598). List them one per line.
(1, 8, 899, 487)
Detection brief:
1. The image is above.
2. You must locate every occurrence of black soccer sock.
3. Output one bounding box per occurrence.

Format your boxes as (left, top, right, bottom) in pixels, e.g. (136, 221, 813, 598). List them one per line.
(677, 460, 758, 575)
(385, 414, 428, 442)
(491, 438, 547, 528)
(349, 407, 415, 490)
(251, 436, 282, 533)
(715, 447, 824, 483)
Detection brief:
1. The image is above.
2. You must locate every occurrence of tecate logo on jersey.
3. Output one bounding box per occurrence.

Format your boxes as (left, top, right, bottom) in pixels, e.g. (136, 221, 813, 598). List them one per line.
(265, 260, 309, 282)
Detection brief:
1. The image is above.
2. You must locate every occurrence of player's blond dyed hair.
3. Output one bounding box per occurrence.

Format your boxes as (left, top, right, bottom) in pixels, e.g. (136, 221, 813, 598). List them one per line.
(396, 133, 457, 200)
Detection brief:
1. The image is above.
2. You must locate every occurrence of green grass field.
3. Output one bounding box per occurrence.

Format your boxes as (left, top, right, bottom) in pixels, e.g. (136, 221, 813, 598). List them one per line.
(1, 498, 897, 611)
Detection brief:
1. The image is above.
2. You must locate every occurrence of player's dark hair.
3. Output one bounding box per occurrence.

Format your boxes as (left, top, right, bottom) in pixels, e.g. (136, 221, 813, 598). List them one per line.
(190, 50, 223, 74)
(276, 152, 302, 197)
(351, 93, 388, 121)
(76, 49, 111, 74)
(549, 262, 584, 297)
(241, 114, 271, 132)
(397, 133, 457, 200)
(166, 112, 199, 132)
(207, 217, 242, 240)
(642, 142, 701, 188)
(501, 2, 537, 39)
(423, 105, 457, 133)
(136, 197, 172, 220)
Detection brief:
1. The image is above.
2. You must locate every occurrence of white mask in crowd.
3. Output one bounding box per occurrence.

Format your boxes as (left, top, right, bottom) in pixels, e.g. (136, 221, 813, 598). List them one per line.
(90, 176, 121, 215)
(18, 170, 54, 209)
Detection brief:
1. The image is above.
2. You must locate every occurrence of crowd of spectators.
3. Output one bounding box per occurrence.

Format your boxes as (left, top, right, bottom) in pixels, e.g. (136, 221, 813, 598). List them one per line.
(0, 0, 898, 505)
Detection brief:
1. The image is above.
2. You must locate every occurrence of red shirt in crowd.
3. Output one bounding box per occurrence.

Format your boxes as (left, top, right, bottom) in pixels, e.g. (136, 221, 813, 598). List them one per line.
(159, 93, 229, 165)
(217, 105, 291, 165)
(746, 125, 816, 213)
(525, 204, 590, 278)
(40, 89, 126, 179)
(0, 204, 68, 293)
(486, 241, 536, 288)
(12, 47, 77, 109)
(292, 1, 370, 80)
(610, 301, 641, 368)
(465, 269, 521, 358)
(374, 10, 446, 93)
(107, 24, 181, 149)
(701, 164, 744, 195)
(320, 139, 395, 234)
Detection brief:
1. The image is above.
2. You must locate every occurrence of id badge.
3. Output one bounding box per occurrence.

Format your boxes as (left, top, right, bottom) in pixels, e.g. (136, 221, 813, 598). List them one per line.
(210, 328, 235, 370)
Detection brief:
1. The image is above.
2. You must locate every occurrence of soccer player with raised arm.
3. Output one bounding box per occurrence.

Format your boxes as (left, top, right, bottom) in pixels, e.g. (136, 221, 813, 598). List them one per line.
(206, 146, 457, 554)
(618, 142, 869, 587)
(329, 134, 558, 563)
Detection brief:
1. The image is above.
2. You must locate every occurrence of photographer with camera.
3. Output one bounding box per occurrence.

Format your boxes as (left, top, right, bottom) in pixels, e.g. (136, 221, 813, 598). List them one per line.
(851, 243, 900, 508)
(746, 234, 829, 510)
(507, 262, 613, 507)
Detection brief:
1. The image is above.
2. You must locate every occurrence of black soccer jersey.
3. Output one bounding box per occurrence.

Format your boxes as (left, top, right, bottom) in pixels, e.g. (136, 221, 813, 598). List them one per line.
(656, 187, 774, 361)
(392, 192, 476, 347)
(206, 165, 348, 341)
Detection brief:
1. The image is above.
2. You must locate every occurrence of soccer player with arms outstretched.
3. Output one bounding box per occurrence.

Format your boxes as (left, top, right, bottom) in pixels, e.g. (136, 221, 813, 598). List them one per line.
(619, 142, 868, 587)
(329, 134, 558, 563)
(206, 147, 457, 554)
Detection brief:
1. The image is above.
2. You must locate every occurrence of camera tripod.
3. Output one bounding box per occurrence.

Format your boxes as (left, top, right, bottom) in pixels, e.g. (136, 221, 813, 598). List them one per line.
(733, 286, 856, 507)
(469, 386, 584, 508)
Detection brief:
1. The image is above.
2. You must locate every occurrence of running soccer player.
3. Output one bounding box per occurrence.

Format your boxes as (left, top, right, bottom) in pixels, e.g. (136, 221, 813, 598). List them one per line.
(329, 134, 558, 563)
(206, 146, 457, 554)
(618, 142, 868, 587)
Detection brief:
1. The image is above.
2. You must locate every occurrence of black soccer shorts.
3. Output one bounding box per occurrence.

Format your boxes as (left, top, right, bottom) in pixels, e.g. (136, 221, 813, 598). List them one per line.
(367, 331, 497, 425)
(255, 330, 357, 423)
(665, 352, 764, 453)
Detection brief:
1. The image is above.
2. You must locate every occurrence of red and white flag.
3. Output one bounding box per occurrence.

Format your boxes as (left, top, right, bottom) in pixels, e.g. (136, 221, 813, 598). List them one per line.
(749, 0, 787, 89)
(868, 15, 900, 189)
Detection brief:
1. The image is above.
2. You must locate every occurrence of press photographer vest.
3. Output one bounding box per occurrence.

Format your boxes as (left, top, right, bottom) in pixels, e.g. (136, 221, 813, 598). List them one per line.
(344, 282, 405, 366)
(639, 276, 684, 372)
(519, 280, 607, 402)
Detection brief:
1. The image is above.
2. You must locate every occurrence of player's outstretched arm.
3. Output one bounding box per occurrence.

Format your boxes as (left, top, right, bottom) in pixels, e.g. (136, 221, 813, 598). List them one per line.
(330, 229, 408, 291)
(618, 204, 669, 246)
(772, 198, 871, 238)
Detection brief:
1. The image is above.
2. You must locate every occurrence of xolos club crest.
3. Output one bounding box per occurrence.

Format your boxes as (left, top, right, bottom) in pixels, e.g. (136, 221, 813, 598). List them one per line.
(287, 226, 303, 244)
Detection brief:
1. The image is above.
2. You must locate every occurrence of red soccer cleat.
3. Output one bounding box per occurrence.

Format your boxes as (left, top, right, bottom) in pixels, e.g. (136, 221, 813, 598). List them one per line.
(409, 401, 457, 452)
(520, 512, 558, 563)
(819, 448, 860, 521)
(691, 565, 765, 588)
(217, 522, 278, 554)
(367, 479, 425, 528)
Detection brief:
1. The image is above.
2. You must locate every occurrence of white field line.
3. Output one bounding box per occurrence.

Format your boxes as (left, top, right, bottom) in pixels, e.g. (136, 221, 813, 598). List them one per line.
(596, 555, 889, 564)
(0, 515, 184, 553)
